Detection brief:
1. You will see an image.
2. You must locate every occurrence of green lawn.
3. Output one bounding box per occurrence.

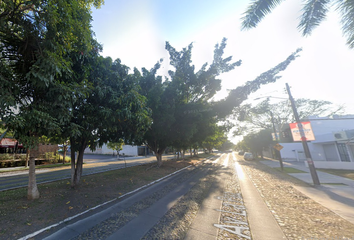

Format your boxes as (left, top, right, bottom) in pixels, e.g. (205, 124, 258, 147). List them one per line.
(321, 183, 347, 186)
(274, 167, 307, 173)
(318, 169, 354, 181)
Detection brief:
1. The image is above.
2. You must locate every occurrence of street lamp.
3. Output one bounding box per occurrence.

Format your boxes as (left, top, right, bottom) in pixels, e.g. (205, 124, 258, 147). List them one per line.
(285, 83, 320, 185)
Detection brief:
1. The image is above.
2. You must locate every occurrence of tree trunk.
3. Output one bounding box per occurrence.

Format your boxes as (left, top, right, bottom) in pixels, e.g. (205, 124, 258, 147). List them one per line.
(148, 143, 165, 167)
(182, 149, 185, 160)
(190, 147, 192, 157)
(25, 149, 29, 168)
(71, 143, 85, 187)
(62, 145, 67, 164)
(27, 147, 39, 200)
(156, 152, 163, 167)
(70, 149, 76, 186)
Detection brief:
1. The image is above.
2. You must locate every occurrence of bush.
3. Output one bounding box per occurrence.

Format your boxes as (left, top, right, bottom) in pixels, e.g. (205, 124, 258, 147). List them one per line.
(10, 160, 16, 167)
(0, 154, 11, 161)
(19, 154, 27, 161)
(0, 161, 7, 168)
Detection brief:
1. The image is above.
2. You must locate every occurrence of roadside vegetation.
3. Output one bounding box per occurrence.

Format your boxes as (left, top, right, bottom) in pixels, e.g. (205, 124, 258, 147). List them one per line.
(1, 1, 300, 200)
(0, 153, 71, 168)
(0, 155, 208, 240)
(274, 167, 307, 174)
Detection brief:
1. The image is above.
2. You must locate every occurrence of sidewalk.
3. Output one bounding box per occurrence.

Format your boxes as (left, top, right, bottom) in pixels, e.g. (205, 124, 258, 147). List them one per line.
(260, 158, 354, 225)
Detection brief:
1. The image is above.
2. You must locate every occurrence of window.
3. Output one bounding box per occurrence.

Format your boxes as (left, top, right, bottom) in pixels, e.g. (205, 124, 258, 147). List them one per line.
(337, 143, 351, 162)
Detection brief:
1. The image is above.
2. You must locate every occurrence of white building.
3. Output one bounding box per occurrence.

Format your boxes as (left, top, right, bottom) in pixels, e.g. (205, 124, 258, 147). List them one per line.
(280, 115, 354, 169)
(84, 144, 148, 156)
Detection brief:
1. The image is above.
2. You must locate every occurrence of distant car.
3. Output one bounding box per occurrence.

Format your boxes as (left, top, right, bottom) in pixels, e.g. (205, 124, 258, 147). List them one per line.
(243, 152, 254, 160)
(238, 151, 244, 155)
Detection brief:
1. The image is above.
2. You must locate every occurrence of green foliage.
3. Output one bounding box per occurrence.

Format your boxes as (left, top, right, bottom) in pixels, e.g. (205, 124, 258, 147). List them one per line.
(107, 140, 125, 152)
(68, 54, 151, 154)
(139, 39, 300, 165)
(214, 48, 302, 119)
(141, 38, 241, 156)
(0, 0, 104, 149)
(241, 129, 273, 157)
(202, 125, 227, 151)
(241, 0, 354, 48)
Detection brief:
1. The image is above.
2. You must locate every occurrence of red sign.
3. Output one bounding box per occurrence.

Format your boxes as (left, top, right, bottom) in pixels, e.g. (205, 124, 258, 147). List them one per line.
(289, 122, 315, 141)
(0, 138, 23, 148)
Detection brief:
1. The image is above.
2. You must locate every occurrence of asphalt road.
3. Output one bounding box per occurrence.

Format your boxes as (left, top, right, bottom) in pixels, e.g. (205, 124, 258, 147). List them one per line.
(0, 154, 175, 191)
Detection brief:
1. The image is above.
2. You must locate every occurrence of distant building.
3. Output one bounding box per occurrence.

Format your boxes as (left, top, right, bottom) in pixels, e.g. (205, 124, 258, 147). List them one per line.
(0, 138, 58, 155)
(0, 138, 24, 153)
(279, 115, 354, 169)
(84, 144, 150, 156)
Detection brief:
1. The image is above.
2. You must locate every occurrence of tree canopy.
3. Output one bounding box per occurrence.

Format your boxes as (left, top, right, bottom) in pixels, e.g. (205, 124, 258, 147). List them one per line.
(138, 39, 301, 166)
(0, 0, 104, 199)
(233, 97, 344, 136)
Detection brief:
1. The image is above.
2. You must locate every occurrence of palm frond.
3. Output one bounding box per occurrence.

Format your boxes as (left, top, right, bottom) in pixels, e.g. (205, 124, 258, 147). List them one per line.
(335, 0, 354, 48)
(298, 0, 331, 36)
(241, 0, 285, 30)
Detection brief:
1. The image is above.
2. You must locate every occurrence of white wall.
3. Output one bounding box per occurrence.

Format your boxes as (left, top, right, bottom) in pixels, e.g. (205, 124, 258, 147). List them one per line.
(279, 117, 354, 164)
(309, 117, 354, 138)
(84, 144, 138, 156)
(121, 145, 138, 156)
(279, 142, 325, 161)
(305, 161, 354, 170)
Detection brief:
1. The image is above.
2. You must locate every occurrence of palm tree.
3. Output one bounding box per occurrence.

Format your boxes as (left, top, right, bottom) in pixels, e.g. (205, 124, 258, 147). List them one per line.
(241, 0, 354, 48)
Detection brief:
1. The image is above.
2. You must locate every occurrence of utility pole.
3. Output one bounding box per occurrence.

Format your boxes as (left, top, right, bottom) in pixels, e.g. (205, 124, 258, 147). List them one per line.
(285, 83, 320, 185)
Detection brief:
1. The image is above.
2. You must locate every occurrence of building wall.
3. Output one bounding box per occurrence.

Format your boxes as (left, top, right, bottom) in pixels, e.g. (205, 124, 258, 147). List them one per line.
(309, 116, 354, 138)
(280, 142, 327, 161)
(84, 144, 138, 156)
(279, 116, 354, 168)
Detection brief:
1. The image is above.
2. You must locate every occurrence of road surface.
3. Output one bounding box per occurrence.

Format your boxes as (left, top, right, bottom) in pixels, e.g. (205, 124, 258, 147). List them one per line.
(0, 154, 174, 191)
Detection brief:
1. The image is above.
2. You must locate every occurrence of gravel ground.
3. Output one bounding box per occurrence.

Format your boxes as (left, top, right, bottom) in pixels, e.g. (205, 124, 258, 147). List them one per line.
(239, 158, 354, 240)
(74, 164, 208, 240)
(143, 155, 251, 240)
(142, 165, 215, 240)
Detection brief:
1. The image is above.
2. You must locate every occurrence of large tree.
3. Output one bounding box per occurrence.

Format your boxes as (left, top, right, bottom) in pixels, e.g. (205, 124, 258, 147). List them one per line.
(241, 0, 354, 48)
(137, 63, 175, 166)
(139, 39, 301, 167)
(139, 39, 241, 166)
(67, 53, 151, 187)
(0, 0, 103, 199)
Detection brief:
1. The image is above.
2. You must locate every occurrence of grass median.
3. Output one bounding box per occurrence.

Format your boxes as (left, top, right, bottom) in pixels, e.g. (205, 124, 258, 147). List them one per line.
(0, 154, 210, 240)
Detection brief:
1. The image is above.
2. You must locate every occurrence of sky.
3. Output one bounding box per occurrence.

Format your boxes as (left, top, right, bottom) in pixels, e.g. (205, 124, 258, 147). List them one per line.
(90, 0, 354, 142)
